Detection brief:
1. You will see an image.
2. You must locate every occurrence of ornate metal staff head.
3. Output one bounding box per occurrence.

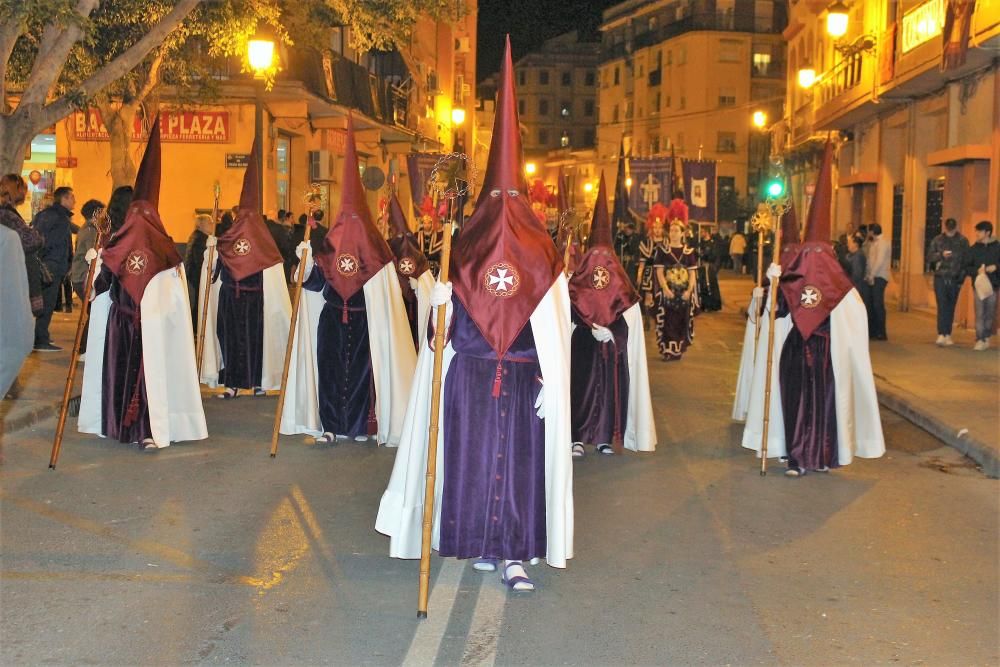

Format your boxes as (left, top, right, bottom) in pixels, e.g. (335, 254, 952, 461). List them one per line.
(303, 183, 325, 217)
(428, 152, 476, 203)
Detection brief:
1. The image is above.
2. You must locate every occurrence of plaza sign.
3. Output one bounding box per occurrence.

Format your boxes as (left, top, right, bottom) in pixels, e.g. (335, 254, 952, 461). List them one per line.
(901, 0, 944, 54)
(72, 110, 231, 143)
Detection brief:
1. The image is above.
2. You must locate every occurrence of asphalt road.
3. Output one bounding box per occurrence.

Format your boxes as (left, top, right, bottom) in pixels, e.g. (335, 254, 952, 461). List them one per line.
(2, 278, 997, 666)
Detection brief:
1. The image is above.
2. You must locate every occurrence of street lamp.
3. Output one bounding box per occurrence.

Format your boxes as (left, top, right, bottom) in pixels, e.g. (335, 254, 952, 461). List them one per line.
(525, 162, 537, 176)
(625, 176, 633, 190)
(583, 182, 593, 193)
(451, 107, 466, 126)
(826, 1, 850, 39)
(247, 28, 275, 213)
(797, 67, 817, 89)
(752, 110, 768, 129)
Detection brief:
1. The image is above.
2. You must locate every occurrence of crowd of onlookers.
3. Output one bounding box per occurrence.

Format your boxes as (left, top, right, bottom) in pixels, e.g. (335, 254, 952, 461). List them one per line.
(839, 218, 999, 350)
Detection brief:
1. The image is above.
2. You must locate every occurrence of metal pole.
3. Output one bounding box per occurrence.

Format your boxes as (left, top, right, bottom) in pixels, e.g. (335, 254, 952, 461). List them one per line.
(255, 79, 265, 214)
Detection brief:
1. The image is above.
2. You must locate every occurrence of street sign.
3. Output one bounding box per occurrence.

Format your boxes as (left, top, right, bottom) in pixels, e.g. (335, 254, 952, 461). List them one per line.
(226, 153, 250, 168)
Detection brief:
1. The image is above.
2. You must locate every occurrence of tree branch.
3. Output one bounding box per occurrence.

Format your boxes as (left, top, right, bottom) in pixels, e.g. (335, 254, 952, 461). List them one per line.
(136, 49, 165, 103)
(37, 0, 203, 130)
(20, 0, 100, 108)
(0, 20, 24, 111)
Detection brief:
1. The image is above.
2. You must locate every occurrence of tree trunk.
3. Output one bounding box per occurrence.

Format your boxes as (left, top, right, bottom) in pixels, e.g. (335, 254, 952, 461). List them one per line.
(0, 116, 38, 178)
(99, 101, 140, 190)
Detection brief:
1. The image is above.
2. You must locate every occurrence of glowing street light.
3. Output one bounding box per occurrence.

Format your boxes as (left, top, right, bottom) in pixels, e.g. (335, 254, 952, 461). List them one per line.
(625, 176, 633, 189)
(752, 110, 768, 129)
(525, 162, 537, 176)
(247, 36, 275, 76)
(797, 67, 817, 89)
(826, 1, 850, 39)
(247, 27, 276, 212)
(451, 107, 466, 126)
(583, 182, 594, 193)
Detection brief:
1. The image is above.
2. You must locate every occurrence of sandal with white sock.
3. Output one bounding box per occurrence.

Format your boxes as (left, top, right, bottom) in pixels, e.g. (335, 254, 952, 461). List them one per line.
(596, 444, 614, 455)
(314, 432, 337, 444)
(473, 558, 497, 572)
(571, 443, 585, 459)
(501, 560, 535, 592)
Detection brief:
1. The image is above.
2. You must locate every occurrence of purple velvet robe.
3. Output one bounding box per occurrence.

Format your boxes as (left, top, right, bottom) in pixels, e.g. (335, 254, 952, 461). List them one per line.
(439, 299, 546, 562)
(95, 266, 152, 444)
(570, 309, 629, 446)
(779, 317, 839, 471)
(653, 245, 697, 360)
(305, 266, 374, 437)
(215, 263, 264, 390)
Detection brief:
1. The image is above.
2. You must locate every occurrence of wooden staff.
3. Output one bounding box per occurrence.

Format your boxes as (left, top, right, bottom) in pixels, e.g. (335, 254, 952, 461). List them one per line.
(270, 191, 322, 457)
(758, 210, 784, 476)
(49, 210, 110, 469)
(196, 182, 221, 380)
(752, 228, 766, 355)
(417, 194, 453, 619)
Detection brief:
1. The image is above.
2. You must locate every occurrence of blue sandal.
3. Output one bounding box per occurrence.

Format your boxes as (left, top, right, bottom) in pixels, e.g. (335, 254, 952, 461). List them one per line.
(501, 561, 535, 592)
(473, 558, 497, 572)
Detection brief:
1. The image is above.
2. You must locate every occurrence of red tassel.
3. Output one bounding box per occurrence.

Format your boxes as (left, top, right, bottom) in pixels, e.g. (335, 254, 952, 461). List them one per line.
(491, 361, 502, 399)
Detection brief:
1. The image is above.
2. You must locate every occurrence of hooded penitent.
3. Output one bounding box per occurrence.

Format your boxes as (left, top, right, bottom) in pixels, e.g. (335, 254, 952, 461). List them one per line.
(100, 116, 182, 304)
(568, 175, 639, 328)
(778, 141, 853, 340)
(314, 118, 395, 299)
(217, 137, 284, 281)
(449, 36, 562, 361)
(387, 194, 430, 281)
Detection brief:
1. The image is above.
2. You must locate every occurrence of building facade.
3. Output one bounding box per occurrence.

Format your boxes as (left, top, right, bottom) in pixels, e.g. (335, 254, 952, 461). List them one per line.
(780, 0, 999, 322)
(18, 5, 477, 241)
(596, 0, 787, 216)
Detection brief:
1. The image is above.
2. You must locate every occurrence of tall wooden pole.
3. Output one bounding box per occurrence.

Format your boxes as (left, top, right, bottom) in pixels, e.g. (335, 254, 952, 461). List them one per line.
(270, 206, 317, 458)
(753, 229, 766, 355)
(758, 211, 783, 476)
(49, 212, 110, 469)
(417, 196, 453, 619)
(196, 183, 221, 380)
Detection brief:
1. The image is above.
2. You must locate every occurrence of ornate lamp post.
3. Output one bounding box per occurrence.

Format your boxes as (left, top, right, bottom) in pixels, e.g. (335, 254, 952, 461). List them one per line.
(247, 30, 275, 212)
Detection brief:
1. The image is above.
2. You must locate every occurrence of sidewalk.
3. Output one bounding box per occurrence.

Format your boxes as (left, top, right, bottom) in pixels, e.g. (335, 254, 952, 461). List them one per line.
(718, 273, 999, 477)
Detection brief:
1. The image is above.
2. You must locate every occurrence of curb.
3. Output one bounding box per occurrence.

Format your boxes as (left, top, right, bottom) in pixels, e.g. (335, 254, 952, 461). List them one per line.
(0, 396, 77, 442)
(874, 376, 999, 478)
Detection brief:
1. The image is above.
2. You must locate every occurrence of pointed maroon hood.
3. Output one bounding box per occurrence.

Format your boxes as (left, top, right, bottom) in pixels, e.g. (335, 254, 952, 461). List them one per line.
(217, 136, 283, 281)
(101, 115, 182, 303)
(450, 36, 562, 358)
(568, 175, 638, 327)
(314, 117, 394, 300)
(779, 141, 853, 339)
(387, 193, 430, 282)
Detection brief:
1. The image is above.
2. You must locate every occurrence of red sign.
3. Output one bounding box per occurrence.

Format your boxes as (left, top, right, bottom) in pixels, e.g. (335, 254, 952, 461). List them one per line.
(71, 109, 231, 143)
(56, 156, 78, 168)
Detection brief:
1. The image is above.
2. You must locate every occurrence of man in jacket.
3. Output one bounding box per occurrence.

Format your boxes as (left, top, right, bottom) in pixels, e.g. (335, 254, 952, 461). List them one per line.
(32, 186, 75, 351)
(966, 220, 1000, 350)
(927, 218, 969, 346)
(864, 223, 891, 341)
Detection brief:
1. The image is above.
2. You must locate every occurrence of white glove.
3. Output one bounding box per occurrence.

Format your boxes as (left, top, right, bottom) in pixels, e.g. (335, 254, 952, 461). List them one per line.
(591, 324, 613, 343)
(765, 263, 782, 280)
(295, 241, 311, 259)
(752, 286, 764, 299)
(408, 277, 419, 291)
(534, 383, 545, 419)
(430, 281, 453, 307)
(206, 235, 218, 248)
(84, 248, 98, 263)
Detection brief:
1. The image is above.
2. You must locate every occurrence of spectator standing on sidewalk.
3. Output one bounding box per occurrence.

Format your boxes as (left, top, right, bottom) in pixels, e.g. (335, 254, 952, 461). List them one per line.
(729, 230, 747, 274)
(68, 199, 105, 357)
(843, 233, 867, 293)
(0, 175, 44, 317)
(927, 218, 969, 346)
(864, 223, 890, 340)
(966, 220, 999, 351)
(31, 186, 75, 352)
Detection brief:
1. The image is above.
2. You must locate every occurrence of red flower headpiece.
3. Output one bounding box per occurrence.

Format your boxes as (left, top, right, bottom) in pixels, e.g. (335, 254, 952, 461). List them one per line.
(646, 202, 669, 231)
(667, 198, 689, 228)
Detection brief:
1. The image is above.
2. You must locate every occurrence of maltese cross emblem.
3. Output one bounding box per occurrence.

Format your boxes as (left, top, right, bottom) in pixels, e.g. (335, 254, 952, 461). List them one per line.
(483, 261, 520, 297)
(592, 265, 610, 290)
(125, 250, 148, 275)
(336, 253, 359, 276)
(233, 238, 252, 256)
(800, 285, 822, 308)
(398, 257, 416, 276)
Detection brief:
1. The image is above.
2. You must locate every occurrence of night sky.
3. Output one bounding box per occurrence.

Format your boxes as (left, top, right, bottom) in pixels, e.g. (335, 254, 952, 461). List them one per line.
(476, 0, 616, 81)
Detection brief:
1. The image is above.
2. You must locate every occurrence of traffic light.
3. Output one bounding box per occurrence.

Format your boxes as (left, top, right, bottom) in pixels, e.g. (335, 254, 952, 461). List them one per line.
(765, 177, 785, 199)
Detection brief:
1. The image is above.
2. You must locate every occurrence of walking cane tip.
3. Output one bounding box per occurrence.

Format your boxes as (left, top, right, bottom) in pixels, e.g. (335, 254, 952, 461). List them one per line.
(270, 453, 276, 459)
(759, 470, 767, 477)
(49, 464, 56, 470)
(417, 611, 428, 619)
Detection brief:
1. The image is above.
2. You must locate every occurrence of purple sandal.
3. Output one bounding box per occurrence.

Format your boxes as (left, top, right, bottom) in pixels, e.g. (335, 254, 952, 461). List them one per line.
(501, 561, 535, 592)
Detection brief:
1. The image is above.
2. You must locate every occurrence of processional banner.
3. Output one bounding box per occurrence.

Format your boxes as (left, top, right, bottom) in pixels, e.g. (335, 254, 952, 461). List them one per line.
(681, 159, 717, 222)
(627, 158, 673, 215)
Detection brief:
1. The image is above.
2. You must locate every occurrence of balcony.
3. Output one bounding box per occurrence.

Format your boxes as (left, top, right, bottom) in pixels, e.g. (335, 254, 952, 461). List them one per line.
(810, 47, 877, 131)
(600, 11, 785, 63)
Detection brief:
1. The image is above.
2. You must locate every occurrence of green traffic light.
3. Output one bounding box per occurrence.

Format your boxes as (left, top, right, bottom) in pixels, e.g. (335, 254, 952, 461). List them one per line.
(766, 180, 785, 198)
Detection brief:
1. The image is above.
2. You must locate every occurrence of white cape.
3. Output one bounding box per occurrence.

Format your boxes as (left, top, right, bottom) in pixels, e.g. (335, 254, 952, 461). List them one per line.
(412, 269, 434, 349)
(622, 303, 656, 452)
(196, 252, 291, 389)
(279, 263, 416, 445)
(731, 291, 763, 422)
(741, 288, 885, 464)
(79, 261, 208, 447)
(375, 274, 574, 568)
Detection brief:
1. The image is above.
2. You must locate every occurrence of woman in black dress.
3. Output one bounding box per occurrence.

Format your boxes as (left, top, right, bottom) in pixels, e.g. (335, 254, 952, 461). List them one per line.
(653, 202, 698, 361)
